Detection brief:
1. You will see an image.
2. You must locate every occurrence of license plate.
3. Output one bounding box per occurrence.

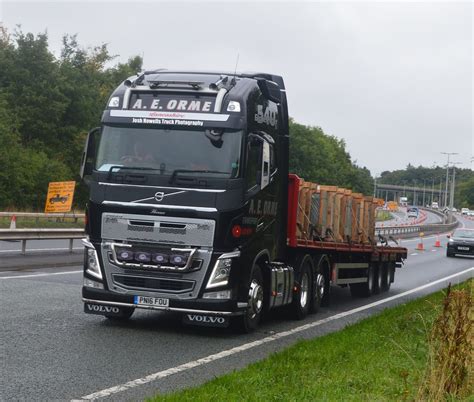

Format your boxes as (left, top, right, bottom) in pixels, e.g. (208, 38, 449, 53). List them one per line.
(457, 246, 470, 251)
(134, 296, 169, 308)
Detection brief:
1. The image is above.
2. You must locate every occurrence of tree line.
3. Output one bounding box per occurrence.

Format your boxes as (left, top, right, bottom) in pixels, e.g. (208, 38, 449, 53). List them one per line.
(378, 164, 474, 209)
(0, 28, 376, 210)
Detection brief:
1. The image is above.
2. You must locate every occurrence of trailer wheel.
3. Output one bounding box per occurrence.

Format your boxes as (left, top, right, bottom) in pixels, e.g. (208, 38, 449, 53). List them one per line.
(105, 307, 134, 321)
(233, 265, 264, 333)
(315, 256, 331, 308)
(349, 264, 374, 298)
(290, 262, 311, 320)
(373, 263, 383, 295)
(381, 263, 391, 292)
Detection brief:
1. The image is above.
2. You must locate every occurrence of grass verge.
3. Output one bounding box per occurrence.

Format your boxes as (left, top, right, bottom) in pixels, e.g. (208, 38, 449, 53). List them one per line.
(376, 209, 393, 222)
(149, 279, 473, 402)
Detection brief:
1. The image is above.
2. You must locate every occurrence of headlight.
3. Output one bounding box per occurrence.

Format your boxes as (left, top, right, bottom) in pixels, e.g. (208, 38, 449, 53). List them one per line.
(82, 239, 103, 280)
(206, 250, 240, 289)
(449, 238, 454, 243)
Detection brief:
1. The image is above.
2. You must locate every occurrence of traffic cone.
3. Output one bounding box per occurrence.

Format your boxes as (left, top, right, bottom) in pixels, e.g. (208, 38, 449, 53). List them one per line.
(434, 234, 441, 247)
(9, 214, 16, 229)
(416, 235, 424, 251)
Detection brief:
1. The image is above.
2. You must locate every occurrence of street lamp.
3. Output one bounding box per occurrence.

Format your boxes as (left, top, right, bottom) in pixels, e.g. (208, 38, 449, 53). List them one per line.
(441, 152, 459, 208)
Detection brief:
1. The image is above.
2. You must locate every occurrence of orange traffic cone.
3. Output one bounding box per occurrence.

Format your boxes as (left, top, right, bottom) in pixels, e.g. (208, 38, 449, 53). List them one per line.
(434, 234, 441, 247)
(416, 235, 424, 251)
(9, 214, 16, 229)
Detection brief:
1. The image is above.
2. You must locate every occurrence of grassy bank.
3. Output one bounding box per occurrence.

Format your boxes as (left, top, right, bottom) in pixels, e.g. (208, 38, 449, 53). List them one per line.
(376, 209, 393, 222)
(150, 280, 473, 401)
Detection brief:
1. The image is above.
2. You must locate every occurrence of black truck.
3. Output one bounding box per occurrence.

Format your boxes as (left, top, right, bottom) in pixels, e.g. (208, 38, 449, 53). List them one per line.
(80, 70, 407, 332)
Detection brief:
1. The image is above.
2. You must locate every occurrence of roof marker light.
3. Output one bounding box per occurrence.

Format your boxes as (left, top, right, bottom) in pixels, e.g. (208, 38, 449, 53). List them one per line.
(227, 101, 241, 112)
(108, 96, 120, 107)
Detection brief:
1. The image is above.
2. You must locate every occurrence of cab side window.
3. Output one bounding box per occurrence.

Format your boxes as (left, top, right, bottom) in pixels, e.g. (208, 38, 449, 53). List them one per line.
(245, 138, 262, 191)
(269, 144, 277, 174)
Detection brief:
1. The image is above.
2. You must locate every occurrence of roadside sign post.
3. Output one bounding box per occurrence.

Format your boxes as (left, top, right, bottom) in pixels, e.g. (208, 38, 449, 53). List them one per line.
(44, 181, 76, 213)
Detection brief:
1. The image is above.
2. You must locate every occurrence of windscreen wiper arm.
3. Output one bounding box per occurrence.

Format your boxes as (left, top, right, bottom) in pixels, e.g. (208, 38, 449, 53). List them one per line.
(169, 169, 228, 184)
(107, 165, 160, 180)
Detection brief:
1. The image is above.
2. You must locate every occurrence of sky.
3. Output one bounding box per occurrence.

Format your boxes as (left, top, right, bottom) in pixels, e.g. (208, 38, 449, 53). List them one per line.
(1, 0, 472, 175)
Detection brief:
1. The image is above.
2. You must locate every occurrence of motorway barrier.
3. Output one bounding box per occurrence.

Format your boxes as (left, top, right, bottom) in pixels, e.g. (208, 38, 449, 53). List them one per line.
(0, 228, 85, 254)
(0, 212, 85, 223)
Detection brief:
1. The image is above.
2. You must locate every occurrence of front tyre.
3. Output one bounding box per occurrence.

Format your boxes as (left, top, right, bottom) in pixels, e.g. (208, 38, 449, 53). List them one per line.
(233, 265, 264, 333)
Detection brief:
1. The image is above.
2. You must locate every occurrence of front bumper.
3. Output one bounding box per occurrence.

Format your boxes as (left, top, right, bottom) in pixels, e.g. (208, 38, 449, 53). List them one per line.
(447, 244, 474, 256)
(82, 287, 247, 316)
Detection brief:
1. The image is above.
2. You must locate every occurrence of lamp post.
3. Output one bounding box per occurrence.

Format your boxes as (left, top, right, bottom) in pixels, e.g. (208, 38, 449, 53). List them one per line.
(441, 152, 458, 208)
(413, 179, 417, 206)
(422, 179, 426, 207)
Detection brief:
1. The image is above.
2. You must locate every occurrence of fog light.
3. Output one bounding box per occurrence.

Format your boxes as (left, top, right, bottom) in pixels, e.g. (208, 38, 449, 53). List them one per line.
(152, 253, 169, 264)
(135, 251, 151, 263)
(203, 289, 232, 299)
(83, 277, 104, 289)
(170, 254, 187, 267)
(117, 249, 134, 261)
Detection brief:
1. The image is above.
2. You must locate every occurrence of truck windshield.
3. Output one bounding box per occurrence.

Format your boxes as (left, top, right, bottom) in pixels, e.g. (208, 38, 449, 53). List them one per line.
(95, 126, 242, 178)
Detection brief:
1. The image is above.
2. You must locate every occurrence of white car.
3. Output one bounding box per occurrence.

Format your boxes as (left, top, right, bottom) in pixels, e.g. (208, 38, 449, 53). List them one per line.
(461, 208, 470, 215)
(467, 210, 474, 217)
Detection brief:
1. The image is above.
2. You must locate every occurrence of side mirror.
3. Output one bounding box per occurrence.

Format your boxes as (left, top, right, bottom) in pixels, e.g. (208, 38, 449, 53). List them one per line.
(257, 79, 281, 103)
(80, 127, 101, 179)
(446, 234, 451, 239)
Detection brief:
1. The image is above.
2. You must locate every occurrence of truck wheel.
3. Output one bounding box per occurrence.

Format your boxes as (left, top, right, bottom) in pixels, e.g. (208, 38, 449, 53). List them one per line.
(105, 307, 134, 321)
(290, 263, 311, 320)
(316, 256, 331, 308)
(349, 264, 374, 298)
(373, 263, 383, 295)
(381, 263, 391, 292)
(233, 265, 264, 333)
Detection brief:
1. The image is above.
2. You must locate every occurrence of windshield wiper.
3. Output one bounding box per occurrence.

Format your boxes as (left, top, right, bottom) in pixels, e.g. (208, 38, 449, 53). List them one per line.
(107, 165, 160, 180)
(169, 169, 228, 184)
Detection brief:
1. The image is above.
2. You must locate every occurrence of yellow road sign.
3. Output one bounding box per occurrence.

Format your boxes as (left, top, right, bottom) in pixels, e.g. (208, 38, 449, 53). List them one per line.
(44, 181, 76, 213)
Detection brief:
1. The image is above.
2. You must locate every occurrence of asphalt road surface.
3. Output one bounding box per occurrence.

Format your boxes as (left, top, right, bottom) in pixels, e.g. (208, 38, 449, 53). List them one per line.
(1, 216, 473, 401)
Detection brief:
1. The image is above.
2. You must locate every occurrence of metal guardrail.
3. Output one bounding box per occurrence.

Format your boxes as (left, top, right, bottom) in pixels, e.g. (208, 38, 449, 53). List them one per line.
(0, 228, 85, 254)
(0, 212, 85, 223)
(375, 220, 459, 239)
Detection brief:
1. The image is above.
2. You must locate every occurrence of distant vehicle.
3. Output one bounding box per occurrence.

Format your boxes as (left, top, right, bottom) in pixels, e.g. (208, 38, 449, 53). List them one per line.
(49, 194, 69, 204)
(407, 207, 418, 218)
(461, 208, 469, 215)
(446, 228, 474, 257)
(442, 207, 458, 214)
(431, 202, 439, 209)
(399, 196, 408, 207)
(467, 210, 474, 217)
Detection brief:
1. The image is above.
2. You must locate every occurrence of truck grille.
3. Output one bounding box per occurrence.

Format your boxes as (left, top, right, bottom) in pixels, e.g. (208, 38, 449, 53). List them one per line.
(113, 274, 195, 293)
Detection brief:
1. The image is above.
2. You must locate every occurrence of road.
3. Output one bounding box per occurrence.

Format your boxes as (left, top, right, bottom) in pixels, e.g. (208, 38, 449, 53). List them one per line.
(1, 216, 473, 401)
(376, 208, 442, 227)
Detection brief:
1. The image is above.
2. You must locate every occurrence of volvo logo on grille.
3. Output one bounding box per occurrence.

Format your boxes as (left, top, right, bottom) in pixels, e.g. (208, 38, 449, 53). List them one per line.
(154, 192, 165, 202)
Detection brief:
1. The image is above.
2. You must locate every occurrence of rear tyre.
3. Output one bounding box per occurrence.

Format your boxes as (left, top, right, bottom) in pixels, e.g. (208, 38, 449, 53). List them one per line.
(381, 263, 391, 292)
(105, 307, 134, 321)
(350, 264, 374, 298)
(233, 265, 264, 333)
(290, 263, 311, 320)
(373, 263, 383, 295)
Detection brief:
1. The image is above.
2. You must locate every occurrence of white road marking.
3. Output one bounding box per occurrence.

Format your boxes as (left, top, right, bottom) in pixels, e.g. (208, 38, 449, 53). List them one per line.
(0, 247, 83, 253)
(0, 270, 82, 280)
(76, 267, 474, 401)
(410, 253, 418, 256)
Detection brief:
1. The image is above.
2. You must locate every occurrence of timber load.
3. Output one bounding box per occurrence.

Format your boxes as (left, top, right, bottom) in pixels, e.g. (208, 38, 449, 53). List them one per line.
(287, 174, 383, 246)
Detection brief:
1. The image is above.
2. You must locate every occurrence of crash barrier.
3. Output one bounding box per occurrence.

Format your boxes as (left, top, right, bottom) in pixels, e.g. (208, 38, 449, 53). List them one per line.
(375, 219, 459, 239)
(0, 228, 85, 254)
(0, 212, 85, 223)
